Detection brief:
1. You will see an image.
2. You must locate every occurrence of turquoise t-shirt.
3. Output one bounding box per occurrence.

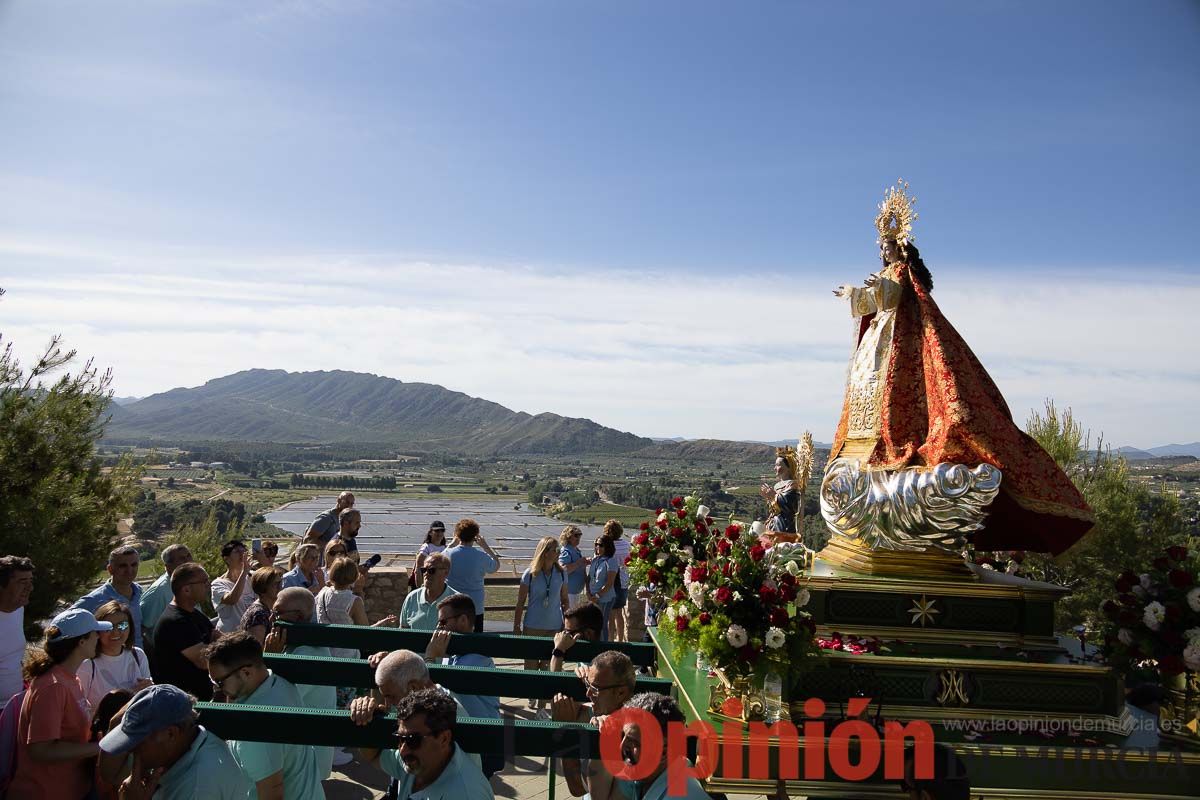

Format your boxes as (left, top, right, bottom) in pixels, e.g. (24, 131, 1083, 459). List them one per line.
(156, 727, 253, 800)
(588, 559, 614, 603)
(621, 764, 711, 800)
(558, 544, 587, 595)
(444, 545, 499, 616)
(287, 645, 338, 779)
(228, 672, 325, 800)
(520, 568, 565, 630)
(380, 742, 494, 800)
(400, 584, 457, 630)
(139, 572, 174, 641)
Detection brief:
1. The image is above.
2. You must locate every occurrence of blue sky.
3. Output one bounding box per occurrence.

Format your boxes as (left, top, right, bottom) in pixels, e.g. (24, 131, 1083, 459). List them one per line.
(1, 1, 1198, 447)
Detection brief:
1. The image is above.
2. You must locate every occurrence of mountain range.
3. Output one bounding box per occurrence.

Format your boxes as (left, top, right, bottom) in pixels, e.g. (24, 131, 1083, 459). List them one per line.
(105, 369, 652, 456)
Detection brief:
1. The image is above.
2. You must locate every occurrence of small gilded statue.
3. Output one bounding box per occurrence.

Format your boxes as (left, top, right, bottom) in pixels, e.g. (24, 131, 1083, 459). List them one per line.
(759, 433, 813, 548)
(821, 181, 1093, 557)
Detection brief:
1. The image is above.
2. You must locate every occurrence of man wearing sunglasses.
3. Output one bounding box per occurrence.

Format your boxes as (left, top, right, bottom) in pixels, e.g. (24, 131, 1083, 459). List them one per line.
(206, 632, 325, 800)
(383, 688, 493, 800)
(152, 563, 216, 701)
(399, 553, 457, 631)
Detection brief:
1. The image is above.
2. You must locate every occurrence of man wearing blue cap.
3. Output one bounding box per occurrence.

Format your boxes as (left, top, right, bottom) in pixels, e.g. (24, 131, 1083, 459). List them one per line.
(97, 684, 250, 800)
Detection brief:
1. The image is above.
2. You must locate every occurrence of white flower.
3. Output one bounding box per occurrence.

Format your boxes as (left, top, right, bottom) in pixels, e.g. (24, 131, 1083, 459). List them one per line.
(785, 560, 801, 576)
(1185, 627, 1200, 645)
(696, 505, 710, 519)
(1139, 574, 1152, 590)
(1188, 587, 1200, 613)
(795, 588, 811, 608)
(657, 512, 668, 524)
(1143, 601, 1166, 632)
(750, 520, 765, 536)
(679, 546, 693, 559)
(665, 606, 678, 622)
(726, 624, 748, 648)
(1005, 562, 1020, 574)
(688, 582, 707, 606)
(655, 553, 669, 566)
(1184, 643, 1200, 672)
(1130, 585, 1146, 599)
(732, 591, 743, 602)
(980, 563, 995, 571)
(1117, 628, 1134, 646)
(765, 627, 786, 649)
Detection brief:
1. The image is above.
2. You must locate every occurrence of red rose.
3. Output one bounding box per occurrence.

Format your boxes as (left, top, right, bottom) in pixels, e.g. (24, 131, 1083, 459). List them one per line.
(676, 562, 686, 573)
(1167, 545, 1189, 562)
(695, 522, 707, 535)
(721, 563, 733, 577)
(1165, 603, 1183, 622)
(647, 568, 661, 583)
(724, 524, 741, 541)
(705, 515, 715, 525)
(779, 583, 797, 602)
(716, 538, 732, 555)
(1160, 655, 1186, 676)
(639, 521, 650, 531)
(677, 508, 688, 519)
(652, 536, 664, 548)
(1115, 571, 1137, 593)
(638, 546, 650, 559)
(738, 644, 760, 663)
(624, 556, 631, 566)
(675, 616, 690, 632)
(759, 584, 778, 604)
(672, 589, 686, 602)
(698, 612, 712, 625)
(778, 572, 796, 586)
(1153, 556, 1170, 571)
(656, 508, 664, 515)
(671, 496, 684, 509)
(688, 565, 708, 583)
(768, 608, 789, 627)
(1169, 569, 1193, 589)
(798, 617, 816, 635)
(656, 519, 668, 530)
(749, 545, 766, 562)
(634, 532, 648, 546)
(1118, 593, 1138, 607)
(715, 586, 733, 604)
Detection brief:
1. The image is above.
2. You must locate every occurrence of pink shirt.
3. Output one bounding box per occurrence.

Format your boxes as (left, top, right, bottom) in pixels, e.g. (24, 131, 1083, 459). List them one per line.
(10, 664, 93, 800)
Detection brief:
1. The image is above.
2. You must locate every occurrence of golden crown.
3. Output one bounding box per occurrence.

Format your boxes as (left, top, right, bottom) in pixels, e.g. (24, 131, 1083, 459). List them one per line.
(875, 179, 918, 245)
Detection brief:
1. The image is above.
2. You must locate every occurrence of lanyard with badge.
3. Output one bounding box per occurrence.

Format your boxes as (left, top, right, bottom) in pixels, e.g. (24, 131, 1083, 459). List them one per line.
(541, 571, 552, 608)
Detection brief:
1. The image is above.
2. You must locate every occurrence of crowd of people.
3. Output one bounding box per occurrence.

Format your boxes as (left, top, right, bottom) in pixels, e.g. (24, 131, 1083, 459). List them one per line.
(0, 491, 968, 800)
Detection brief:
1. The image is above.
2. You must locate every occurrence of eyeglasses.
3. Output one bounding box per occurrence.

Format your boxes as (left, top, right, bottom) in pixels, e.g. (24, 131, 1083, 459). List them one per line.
(394, 730, 439, 749)
(436, 613, 466, 629)
(108, 621, 130, 632)
(565, 626, 587, 636)
(210, 664, 249, 690)
(583, 677, 626, 696)
(420, 566, 446, 575)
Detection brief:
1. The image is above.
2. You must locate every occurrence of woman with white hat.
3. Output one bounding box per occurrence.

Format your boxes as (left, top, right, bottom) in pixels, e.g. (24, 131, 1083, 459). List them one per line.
(9, 607, 111, 799)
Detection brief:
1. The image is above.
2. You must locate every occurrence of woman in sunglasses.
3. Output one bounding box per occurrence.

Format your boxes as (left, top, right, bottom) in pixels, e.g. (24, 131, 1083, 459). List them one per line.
(76, 599, 152, 709)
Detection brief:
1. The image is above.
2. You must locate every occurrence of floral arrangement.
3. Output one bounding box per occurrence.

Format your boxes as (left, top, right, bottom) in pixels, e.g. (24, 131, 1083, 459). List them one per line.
(626, 494, 714, 602)
(626, 496, 820, 686)
(1101, 543, 1200, 677)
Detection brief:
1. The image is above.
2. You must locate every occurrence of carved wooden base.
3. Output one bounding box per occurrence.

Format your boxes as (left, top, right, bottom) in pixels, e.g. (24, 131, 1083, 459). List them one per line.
(819, 534, 975, 579)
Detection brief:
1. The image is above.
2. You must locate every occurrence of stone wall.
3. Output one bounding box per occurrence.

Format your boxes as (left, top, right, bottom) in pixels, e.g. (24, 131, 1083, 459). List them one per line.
(361, 566, 410, 623)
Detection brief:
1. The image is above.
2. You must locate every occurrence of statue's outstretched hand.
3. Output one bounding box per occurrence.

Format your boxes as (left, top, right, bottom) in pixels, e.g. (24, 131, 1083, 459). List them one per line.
(833, 284, 854, 298)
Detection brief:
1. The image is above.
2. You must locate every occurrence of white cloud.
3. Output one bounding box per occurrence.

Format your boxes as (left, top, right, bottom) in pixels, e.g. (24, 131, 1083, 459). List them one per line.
(1, 238, 1196, 447)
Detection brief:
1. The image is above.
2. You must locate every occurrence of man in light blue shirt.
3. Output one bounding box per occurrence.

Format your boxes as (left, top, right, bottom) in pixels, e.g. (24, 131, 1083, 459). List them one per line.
(379, 688, 494, 800)
(206, 632, 324, 800)
(443, 519, 500, 632)
(139, 543, 192, 649)
(425, 593, 502, 776)
(400, 553, 457, 630)
(98, 684, 251, 800)
(73, 544, 145, 648)
(265, 586, 338, 779)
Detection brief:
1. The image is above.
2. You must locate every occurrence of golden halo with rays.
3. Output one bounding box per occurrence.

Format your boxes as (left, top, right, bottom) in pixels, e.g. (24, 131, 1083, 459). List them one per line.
(875, 179, 918, 245)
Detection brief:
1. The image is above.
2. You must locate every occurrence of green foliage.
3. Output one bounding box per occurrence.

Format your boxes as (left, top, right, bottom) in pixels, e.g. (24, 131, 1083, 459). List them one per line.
(161, 507, 243, 579)
(0, 331, 139, 632)
(289, 473, 397, 490)
(1017, 401, 1191, 634)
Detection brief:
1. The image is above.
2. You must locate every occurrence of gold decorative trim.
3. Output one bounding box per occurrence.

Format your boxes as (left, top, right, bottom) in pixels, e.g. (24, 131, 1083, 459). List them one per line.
(814, 622, 1061, 650)
(819, 534, 975, 578)
(816, 648, 1117, 675)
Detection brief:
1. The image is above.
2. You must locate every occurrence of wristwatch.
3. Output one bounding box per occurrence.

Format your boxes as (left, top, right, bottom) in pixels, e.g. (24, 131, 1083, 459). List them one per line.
(551, 648, 568, 659)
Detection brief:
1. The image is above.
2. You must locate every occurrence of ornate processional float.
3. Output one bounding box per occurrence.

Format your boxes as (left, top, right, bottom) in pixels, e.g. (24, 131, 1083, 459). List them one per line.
(633, 182, 1199, 799)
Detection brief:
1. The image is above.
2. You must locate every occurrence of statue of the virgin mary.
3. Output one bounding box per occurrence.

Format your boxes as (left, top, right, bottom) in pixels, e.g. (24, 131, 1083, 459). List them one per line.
(821, 182, 1093, 560)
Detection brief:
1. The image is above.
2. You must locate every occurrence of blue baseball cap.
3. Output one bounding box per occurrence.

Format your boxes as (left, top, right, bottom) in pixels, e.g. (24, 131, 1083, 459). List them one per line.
(99, 685, 196, 755)
(48, 608, 112, 641)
